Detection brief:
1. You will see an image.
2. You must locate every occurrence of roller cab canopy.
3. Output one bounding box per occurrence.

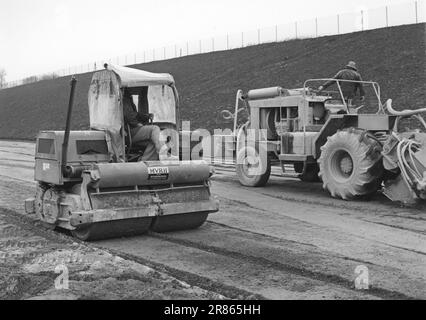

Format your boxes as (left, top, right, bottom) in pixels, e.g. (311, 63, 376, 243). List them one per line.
(88, 64, 180, 161)
(88, 64, 179, 127)
(107, 64, 175, 87)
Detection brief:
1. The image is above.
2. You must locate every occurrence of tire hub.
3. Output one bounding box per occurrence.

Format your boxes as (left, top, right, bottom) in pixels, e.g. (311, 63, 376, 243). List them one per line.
(243, 155, 260, 176)
(331, 150, 354, 179)
(340, 155, 353, 175)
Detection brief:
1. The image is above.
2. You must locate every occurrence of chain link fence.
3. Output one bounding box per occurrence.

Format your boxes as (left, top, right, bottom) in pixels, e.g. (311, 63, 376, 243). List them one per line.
(3, 0, 425, 89)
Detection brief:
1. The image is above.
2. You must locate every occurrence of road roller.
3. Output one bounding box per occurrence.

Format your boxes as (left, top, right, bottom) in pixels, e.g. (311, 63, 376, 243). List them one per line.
(25, 65, 218, 240)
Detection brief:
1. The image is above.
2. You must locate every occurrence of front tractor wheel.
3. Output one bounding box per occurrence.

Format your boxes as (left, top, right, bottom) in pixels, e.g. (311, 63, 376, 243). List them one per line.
(236, 145, 271, 187)
(318, 129, 383, 200)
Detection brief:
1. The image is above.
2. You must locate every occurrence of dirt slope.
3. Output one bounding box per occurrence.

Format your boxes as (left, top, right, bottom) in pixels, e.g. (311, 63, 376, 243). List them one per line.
(0, 23, 424, 140)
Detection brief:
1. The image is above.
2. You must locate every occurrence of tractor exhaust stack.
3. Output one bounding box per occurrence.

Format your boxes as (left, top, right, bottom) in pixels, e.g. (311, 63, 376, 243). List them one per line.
(62, 76, 77, 177)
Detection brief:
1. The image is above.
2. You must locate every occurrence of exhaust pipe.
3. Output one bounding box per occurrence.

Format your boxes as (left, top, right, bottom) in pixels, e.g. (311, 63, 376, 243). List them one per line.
(62, 76, 77, 176)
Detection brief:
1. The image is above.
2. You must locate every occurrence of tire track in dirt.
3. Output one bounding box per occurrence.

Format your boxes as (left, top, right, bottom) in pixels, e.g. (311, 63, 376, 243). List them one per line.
(100, 248, 264, 300)
(0, 149, 34, 157)
(213, 170, 426, 232)
(96, 233, 379, 300)
(0, 173, 34, 184)
(143, 204, 425, 299)
(255, 190, 426, 235)
(148, 229, 413, 300)
(0, 163, 34, 171)
(0, 159, 33, 164)
(211, 180, 426, 258)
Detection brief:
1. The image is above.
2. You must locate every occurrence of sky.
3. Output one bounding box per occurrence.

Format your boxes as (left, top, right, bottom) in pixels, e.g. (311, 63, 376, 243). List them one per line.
(0, 0, 419, 81)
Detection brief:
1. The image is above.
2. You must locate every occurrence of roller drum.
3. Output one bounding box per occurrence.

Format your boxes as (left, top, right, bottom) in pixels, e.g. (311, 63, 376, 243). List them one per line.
(92, 161, 211, 188)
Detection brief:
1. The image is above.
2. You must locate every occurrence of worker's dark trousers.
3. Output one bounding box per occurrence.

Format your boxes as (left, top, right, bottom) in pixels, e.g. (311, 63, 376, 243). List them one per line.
(131, 125, 163, 161)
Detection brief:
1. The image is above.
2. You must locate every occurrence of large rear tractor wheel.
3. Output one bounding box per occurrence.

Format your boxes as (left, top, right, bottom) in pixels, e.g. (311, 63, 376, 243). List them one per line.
(318, 128, 383, 200)
(236, 145, 271, 187)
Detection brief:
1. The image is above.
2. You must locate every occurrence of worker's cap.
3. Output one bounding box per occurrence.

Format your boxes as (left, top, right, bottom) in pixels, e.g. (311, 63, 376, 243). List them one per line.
(346, 61, 357, 71)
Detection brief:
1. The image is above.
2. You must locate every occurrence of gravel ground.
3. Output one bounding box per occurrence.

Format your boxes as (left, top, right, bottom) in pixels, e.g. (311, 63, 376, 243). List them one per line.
(0, 207, 226, 300)
(0, 142, 225, 300)
(1, 141, 425, 300)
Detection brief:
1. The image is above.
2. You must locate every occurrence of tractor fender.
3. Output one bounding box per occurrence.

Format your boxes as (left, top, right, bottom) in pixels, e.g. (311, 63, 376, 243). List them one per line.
(314, 114, 395, 158)
(313, 115, 357, 159)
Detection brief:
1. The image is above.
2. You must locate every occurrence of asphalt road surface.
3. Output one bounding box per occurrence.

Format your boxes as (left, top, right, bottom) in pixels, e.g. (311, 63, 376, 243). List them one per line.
(0, 140, 425, 299)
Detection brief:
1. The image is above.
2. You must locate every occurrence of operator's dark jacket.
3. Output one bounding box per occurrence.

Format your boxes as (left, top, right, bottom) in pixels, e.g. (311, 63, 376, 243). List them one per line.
(123, 88, 150, 130)
(322, 67, 365, 99)
(123, 95, 140, 128)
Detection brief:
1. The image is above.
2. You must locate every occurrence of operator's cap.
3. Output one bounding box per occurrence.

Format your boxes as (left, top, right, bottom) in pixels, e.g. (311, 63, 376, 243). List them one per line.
(346, 61, 357, 71)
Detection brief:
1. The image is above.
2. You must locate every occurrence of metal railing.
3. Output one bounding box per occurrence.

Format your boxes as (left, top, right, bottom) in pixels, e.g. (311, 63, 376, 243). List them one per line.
(303, 79, 382, 113)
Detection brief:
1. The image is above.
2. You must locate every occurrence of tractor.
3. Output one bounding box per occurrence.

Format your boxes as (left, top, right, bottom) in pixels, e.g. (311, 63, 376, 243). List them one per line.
(222, 79, 426, 204)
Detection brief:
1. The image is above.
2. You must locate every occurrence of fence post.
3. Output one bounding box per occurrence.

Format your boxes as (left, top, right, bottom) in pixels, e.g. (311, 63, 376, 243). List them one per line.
(315, 17, 318, 37)
(175, 45, 177, 57)
(153, 49, 155, 61)
(134, 53, 137, 64)
(241, 32, 244, 47)
(386, 6, 389, 27)
(199, 40, 202, 54)
(361, 10, 364, 31)
(258, 29, 261, 44)
(295, 21, 298, 39)
(275, 25, 278, 42)
(186, 42, 189, 55)
(144, 51, 146, 63)
(164, 47, 166, 60)
(227, 34, 229, 49)
(337, 14, 340, 34)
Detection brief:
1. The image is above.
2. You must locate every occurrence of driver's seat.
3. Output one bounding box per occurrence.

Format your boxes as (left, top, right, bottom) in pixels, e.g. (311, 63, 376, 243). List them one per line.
(324, 99, 348, 114)
(125, 124, 149, 162)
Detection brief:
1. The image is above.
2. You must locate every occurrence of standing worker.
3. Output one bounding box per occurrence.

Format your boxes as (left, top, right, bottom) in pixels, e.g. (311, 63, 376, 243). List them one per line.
(318, 61, 365, 105)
